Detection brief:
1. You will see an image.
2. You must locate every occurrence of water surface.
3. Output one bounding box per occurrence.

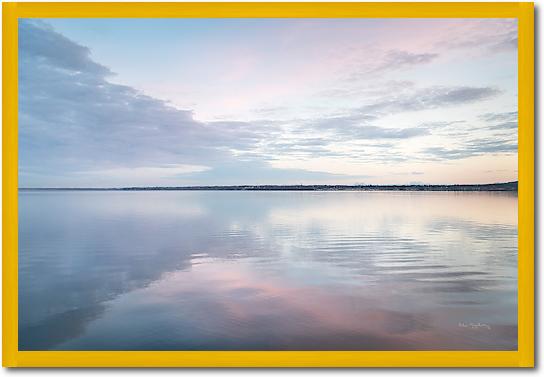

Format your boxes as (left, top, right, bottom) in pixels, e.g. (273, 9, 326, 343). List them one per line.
(19, 191, 517, 350)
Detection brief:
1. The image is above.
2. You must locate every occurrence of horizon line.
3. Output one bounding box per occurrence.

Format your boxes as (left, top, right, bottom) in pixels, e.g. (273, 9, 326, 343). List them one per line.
(18, 181, 518, 191)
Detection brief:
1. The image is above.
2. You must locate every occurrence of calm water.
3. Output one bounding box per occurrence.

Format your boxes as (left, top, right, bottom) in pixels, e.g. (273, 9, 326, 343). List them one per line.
(19, 191, 517, 350)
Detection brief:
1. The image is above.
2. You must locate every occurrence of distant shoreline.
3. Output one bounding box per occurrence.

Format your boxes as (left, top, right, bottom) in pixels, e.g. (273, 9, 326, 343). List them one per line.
(19, 181, 518, 192)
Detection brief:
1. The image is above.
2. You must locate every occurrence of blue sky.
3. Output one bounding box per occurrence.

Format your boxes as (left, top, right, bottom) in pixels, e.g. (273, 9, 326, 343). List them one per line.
(19, 18, 518, 187)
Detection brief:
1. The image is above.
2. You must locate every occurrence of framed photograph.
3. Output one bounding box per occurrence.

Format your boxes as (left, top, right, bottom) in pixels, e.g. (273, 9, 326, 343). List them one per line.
(3, 2, 534, 368)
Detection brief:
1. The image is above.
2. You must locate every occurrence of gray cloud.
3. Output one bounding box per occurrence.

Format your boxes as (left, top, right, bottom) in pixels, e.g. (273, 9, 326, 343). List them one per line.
(351, 126, 430, 139)
(18, 21, 265, 183)
(440, 20, 518, 53)
(489, 32, 518, 52)
(489, 121, 517, 130)
(370, 50, 439, 74)
(478, 111, 517, 131)
(19, 20, 367, 186)
(423, 139, 517, 160)
(19, 20, 112, 77)
(479, 111, 517, 123)
(294, 85, 498, 143)
(360, 86, 500, 115)
(345, 50, 439, 83)
(290, 111, 430, 144)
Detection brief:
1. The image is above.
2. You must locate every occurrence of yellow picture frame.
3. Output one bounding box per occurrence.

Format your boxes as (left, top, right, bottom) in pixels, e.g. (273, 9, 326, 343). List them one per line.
(2, 2, 534, 368)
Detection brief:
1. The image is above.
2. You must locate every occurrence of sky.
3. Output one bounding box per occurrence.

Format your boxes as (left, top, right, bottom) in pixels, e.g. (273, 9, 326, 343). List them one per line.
(18, 18, 518, 187)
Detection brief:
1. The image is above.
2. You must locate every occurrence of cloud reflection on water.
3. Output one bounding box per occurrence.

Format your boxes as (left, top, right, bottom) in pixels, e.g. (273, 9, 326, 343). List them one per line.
(19, 191, 517, 350)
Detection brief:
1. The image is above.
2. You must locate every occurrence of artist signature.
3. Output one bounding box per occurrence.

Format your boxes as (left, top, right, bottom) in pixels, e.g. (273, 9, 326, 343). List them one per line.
(458, 322, 491, 330)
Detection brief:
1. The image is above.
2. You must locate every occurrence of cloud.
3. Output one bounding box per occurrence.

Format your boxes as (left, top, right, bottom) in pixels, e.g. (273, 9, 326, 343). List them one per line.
(336, 20, 516, 88)
(334, 125, 429, 140)
(446, 21, 518, 53)
(19, 20, 112, 77)
(292, 85, 498, 143)
(347, 50, 439, 79)
(423, 139, 517, 160)
(20, 20, 377, 187)
(18, 19, 517, 186)
(360, 86, 500, 115)
(478, 111, 517, 131)
(18, 19, 438, 187)
(18, 20, 282, 186)
(382, 50, 438, 68)
(479, 111, 517, 123)
(479, 111, 518, 122)
(488, 122, 517, 130)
